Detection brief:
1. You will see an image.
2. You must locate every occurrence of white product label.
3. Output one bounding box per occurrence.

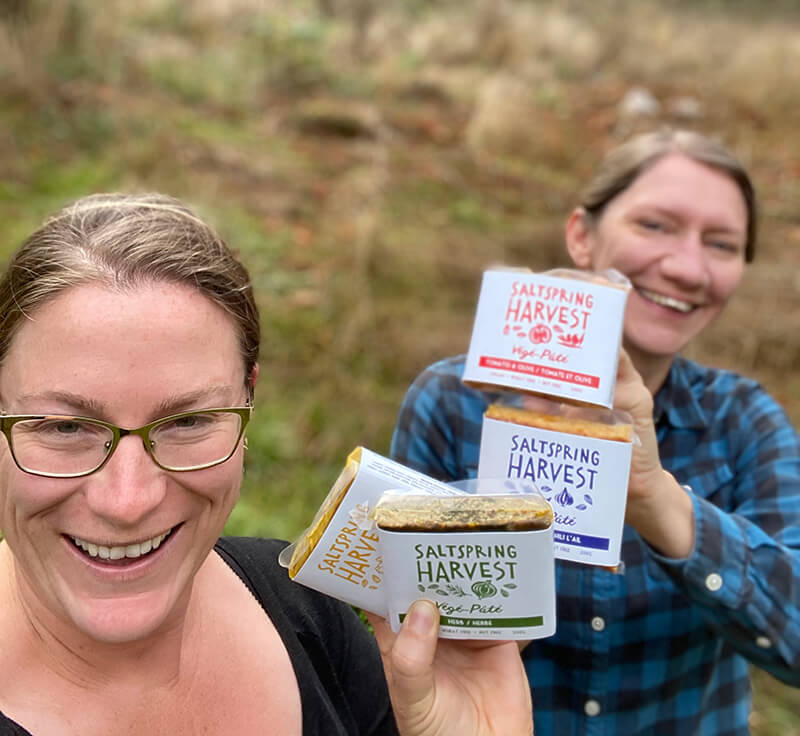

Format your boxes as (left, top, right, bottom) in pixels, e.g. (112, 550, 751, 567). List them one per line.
(285, 448, 460, 615)
(463, 270, 628, 407)
(381, 527, 556, 640)
(478, 417, 632, 566)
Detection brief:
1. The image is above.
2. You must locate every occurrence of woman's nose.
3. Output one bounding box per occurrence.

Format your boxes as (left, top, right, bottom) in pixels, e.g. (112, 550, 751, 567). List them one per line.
(659, 231, 710, 289)
(84, 435, 167, 526)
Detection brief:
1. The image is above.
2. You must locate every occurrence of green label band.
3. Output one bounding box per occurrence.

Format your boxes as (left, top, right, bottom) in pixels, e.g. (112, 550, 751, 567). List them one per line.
(399, 614, 544, 628)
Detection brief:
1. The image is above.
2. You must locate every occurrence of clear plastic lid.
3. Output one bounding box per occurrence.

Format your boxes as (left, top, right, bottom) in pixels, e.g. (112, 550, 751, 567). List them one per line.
(486, 394, 636, 444)
(373, 481, 553, 532)
(484, 265, 632, 292)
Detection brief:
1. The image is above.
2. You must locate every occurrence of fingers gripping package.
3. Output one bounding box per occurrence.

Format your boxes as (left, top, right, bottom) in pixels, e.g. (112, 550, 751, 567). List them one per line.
(478, 398, 633, 567)
(463, 268, 631, 408)
(374, 483, 556, 640)
(279, 447, 462, 616)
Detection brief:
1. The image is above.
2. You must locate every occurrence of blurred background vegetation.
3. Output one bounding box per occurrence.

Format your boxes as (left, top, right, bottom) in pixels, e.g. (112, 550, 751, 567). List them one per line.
(1, 0, 799, 730)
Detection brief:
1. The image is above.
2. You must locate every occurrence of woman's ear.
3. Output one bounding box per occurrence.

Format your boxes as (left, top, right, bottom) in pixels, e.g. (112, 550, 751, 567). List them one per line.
(565, 207, 595, 269)
(247, 363, 260, 399)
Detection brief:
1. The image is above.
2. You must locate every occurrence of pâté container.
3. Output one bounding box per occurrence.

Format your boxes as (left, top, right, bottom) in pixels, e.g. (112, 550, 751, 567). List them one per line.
(463, 268, 631, 408)
(478, 398, 633, 567)
(375, 481, 556, 640)
(279, 446, 461, 615)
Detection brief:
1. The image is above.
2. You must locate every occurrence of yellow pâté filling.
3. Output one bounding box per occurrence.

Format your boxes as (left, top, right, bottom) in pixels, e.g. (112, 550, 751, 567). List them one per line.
(287, 450, 360, 578)
(485, 404, 633, 442)
(373, 494, 553, 532)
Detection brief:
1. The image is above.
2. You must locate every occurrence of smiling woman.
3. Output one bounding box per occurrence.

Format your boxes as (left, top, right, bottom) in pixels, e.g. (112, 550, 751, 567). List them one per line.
(564, 129, 755, 393)
(390, 128, 800, 734)
(565, 147, 749, 392)
(0, 194, 533, 736)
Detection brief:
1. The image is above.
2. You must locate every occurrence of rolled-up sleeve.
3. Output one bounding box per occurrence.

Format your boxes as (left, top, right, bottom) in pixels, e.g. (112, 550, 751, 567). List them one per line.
(652, 386, 800, 685)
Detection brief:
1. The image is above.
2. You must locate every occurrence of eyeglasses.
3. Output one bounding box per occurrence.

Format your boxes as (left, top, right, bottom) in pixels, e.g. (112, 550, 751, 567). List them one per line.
(0, 407, 252, 478)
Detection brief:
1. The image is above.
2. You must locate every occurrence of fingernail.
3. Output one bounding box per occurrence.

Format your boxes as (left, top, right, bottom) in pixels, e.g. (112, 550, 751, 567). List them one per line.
(407, 599, 436, 635)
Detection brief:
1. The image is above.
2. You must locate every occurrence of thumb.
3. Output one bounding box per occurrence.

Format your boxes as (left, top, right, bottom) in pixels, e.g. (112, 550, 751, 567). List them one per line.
(387, 599, 440, 729)
(614, 348, 654, 422)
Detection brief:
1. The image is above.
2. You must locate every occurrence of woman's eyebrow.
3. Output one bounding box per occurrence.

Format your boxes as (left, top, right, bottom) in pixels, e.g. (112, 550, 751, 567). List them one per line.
(704, 224, 747, 238)
(11, 387, 239, 419)
(624, 205, 675, 222)
(13, 391, 106, 417)
(152, 386, 240, 416)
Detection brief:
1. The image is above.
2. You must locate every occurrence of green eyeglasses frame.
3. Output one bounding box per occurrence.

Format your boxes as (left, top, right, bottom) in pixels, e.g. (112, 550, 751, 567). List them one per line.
(0, 406, 252, 478)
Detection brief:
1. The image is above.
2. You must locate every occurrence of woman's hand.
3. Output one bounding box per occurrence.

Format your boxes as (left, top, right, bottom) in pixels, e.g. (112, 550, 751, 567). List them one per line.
(613, 348, 664, 496)
(366, 601, 533, 736)
(614, 349, 695, 557)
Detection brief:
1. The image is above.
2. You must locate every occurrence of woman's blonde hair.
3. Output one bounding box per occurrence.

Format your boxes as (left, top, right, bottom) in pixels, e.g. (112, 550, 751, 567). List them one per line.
(0, 193, 260, 377)
(580, 128, 757, 262)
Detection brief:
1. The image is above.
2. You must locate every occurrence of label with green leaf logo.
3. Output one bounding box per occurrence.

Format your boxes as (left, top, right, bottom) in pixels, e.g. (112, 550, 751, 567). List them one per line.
(381, 527, 556, 640)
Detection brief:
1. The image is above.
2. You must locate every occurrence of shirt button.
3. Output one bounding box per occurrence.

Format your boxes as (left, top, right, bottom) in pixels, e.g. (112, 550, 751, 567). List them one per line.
(584, 699, 601, 717)
(755, 636, 772, 649)
(590, 616, 606, 632)
(705, 573, 723, 592)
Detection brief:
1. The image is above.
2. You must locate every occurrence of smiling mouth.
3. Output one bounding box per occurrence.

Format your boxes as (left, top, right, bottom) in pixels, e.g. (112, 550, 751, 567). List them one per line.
(70, 528, 175, 561)
(637, 288, 695, 314)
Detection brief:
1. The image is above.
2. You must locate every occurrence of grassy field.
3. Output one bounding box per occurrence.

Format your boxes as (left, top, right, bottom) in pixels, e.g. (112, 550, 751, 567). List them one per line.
(1, 0, 799, 730)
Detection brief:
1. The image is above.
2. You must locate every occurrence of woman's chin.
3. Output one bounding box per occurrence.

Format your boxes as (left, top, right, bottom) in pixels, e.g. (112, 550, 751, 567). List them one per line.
(624, 320, 706, 363)
(64, 590, 183, 645)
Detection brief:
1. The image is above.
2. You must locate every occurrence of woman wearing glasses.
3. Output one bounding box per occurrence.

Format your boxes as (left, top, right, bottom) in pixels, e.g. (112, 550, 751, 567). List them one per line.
(0, 194, 531, 735)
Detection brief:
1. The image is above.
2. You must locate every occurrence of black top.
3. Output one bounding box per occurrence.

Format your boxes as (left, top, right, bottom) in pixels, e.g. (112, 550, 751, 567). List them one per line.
(0, 537, 398, 736)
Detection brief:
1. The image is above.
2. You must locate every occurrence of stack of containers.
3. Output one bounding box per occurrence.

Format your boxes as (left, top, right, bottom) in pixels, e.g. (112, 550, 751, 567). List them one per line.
(281, 447, 557, 640)
(463, 267, 634, 568)
(280, 447, 461, 618)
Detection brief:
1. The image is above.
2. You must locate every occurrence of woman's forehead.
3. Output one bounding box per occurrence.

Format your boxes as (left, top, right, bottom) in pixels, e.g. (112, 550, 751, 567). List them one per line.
(9, 280, 241, 340)
(614, 154, 748, 227)
(1, 282, 245, 409)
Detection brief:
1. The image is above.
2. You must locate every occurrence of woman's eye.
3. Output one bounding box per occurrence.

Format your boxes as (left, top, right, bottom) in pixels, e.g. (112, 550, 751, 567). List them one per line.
(53, 421, 82, 434)
(707, 240, 741, 255)
(638, 219, 665, 232)
(161, 414, 215, 432)
(173, 416, 198, 429)
(33, 419, 103, 440)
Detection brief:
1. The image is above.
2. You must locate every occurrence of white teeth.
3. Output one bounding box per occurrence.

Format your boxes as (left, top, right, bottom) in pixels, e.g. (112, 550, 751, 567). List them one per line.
(638, 288, 694, 313)
(71, 530, 171, 560)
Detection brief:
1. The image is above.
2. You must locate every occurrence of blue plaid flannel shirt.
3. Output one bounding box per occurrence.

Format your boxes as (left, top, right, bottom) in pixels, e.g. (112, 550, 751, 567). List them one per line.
(390, 354, 800, 735)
